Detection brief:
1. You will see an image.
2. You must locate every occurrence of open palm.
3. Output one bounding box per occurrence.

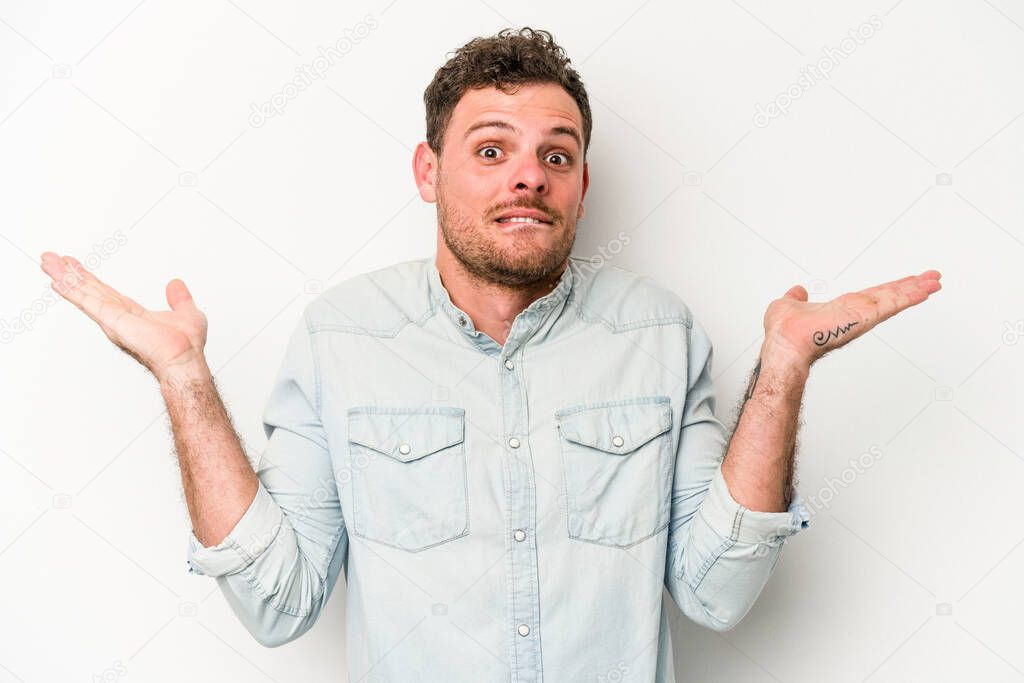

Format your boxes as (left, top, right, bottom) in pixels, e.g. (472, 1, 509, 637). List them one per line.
(40, 252, 208, 379)
(763, 270, 943, 366)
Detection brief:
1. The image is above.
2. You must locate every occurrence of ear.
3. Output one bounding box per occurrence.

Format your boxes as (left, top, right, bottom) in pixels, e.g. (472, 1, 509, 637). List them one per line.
(577, 160, 589, 220)
(413, 141, 438, 203)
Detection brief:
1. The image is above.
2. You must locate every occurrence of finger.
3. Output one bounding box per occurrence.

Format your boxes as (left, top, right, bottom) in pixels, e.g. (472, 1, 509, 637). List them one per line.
(40, 252, 75, 285)
(41, 253, 90, 292)
(166, 278, 196, 311)
(65, 257, 155, 317)
(866, 271, 942, 301)
(64, 255, 118, 296)
(783, 284, 808, 302)
(75, 287, 135, 334)
(42, 255, 91, 305)
(61, 256, 133, 307)
(856, 275, 940, 324)
(898, 272, 942, 301)
(912, 274, 942, 296)
(854, 270, 942, 313)
(857, 274, 918, 298)
(62, 255, 99, 283)
(41, 254, 131, 331)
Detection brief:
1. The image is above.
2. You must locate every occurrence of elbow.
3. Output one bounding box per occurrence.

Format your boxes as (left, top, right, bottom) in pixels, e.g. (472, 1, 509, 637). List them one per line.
(219, 568, 327, 648)
(699, 604, 749, 632)
(665, 554, 764, 633)
(666, 575, 754, 632)
(249, 622, 307, 648)
(671, 584, 753, 632)
(706, 620, 738, 633)
(238, 599, 321, 648)
(250, 628, 291, 649)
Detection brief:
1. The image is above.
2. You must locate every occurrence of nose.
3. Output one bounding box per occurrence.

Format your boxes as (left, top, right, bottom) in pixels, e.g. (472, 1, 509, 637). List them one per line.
(508, 155, 548, 195)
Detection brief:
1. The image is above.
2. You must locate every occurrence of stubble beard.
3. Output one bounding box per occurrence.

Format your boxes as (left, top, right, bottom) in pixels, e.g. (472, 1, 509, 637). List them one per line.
(436, 177, 576, 289)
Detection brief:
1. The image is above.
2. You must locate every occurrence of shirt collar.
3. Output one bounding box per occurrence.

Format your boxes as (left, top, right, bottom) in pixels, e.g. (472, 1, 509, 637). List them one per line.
(427, 256, 576, 356)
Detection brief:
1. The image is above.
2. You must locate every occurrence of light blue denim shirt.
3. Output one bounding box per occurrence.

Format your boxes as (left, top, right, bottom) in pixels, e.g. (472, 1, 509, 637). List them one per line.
(186, 254, 810, 682)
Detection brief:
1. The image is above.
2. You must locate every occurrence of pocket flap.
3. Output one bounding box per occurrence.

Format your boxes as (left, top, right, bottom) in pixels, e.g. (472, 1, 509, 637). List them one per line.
(556, 398, 672, 455)
(347, 407, 465, 463)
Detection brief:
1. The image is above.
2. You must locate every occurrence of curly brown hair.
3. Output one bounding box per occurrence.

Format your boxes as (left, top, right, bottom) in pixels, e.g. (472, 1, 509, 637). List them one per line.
(423, 27, 592, 162)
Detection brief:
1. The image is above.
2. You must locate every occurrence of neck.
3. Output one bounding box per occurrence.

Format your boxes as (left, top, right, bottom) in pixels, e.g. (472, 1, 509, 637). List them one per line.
(435, 248, 567, 346)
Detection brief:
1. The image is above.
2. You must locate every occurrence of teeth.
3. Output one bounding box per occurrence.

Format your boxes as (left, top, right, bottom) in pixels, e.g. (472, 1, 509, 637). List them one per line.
(498, 216, 544, 224)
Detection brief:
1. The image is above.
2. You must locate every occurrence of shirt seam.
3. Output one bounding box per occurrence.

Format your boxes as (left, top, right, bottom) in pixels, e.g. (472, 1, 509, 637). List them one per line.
(566, 296, 693, 333)
(303, 306, 323, 418)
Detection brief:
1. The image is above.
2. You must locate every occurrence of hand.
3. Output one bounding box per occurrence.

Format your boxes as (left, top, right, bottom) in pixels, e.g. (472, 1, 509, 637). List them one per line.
(40, 252, 209, 381)
(761, 270, 943, 368)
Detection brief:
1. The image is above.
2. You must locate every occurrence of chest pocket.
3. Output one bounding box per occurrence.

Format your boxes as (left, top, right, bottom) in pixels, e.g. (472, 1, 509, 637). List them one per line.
(347, 406, 469, 552)
(555, 396, 674, 548)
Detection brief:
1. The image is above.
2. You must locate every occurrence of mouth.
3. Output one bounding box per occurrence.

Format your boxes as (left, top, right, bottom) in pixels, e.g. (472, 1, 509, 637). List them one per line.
(492, 210, 554, 226)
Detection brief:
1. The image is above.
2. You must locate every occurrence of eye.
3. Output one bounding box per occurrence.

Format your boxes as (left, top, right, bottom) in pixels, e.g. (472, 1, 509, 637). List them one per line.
(547, 152, 571, 166)
(478, 146, 503, 160)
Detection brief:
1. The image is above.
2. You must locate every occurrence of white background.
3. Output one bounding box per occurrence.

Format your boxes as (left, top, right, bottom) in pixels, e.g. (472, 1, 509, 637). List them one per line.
(2, 0, 1023, 681)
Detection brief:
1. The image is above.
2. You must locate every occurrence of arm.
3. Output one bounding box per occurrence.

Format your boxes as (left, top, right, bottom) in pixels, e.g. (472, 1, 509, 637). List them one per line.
(663, 316, 809, 632)
(161, 360, 259, 547)
(719, 345, 806, 516)
(665, 270, 942, 631)
(722, 271, 943, 513)
(40, 251, 347, 646)
(39, 251, 256, 543)
(185, 310, 349, 647)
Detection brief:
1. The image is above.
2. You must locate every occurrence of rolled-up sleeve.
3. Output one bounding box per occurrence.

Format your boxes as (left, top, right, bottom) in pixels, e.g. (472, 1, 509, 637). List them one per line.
(664, 315, 810, 632)
(185, 307, 349, 648)
(186, 480, 283, 577)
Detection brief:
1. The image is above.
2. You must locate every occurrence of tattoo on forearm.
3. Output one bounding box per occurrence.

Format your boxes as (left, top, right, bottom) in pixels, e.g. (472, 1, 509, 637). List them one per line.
(813, 320, 859, 346)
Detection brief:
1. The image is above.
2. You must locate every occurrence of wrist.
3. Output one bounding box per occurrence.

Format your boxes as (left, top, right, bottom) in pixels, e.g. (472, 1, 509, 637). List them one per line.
(158, 356, 212, 392)
(758, 339, 811, 386)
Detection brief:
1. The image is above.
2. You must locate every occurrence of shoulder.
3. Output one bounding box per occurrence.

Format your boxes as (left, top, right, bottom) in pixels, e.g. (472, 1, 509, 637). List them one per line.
(566, 256, 694, 332)
(303, 257, 434, 337)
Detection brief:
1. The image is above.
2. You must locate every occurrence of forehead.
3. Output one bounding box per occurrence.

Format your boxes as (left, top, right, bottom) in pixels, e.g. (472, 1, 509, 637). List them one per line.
(450, 82, 582, 138)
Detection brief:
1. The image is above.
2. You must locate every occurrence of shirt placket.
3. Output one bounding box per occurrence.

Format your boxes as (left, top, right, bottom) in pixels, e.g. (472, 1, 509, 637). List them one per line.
(429, 262, 574, 682)
(499, 311, 543, 683)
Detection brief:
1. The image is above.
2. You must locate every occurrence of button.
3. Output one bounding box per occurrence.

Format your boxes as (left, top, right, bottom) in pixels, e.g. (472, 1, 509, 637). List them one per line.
(508, 437, 521, 449)
(398, 443, 411, 455)
(504, 359, 515, 370)
(514, 529, 526, 542)
(611, 435, 624, 448)
(457, 315, 467, 326)
(518, 624, 530, 637)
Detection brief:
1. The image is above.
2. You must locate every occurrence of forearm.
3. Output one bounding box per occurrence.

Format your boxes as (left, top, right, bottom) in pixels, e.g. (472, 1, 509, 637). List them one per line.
(721, 339, 809, 513)
(159, 360, 258, 547)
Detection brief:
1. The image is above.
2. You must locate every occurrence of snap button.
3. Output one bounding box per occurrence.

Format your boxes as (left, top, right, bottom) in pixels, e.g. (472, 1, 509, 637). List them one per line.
(457, 315, 467, 326)
(611, 435, 625, 448)
(398, 443, 411, 455)
(518, 624, 530, 637)
(514, 529, 526, 542)
(508, 437, 521, 449)
(504, 359, 514, 370)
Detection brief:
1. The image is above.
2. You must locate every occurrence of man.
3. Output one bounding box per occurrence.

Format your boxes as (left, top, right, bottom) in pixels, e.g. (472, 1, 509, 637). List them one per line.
(41, 27, 941, 683)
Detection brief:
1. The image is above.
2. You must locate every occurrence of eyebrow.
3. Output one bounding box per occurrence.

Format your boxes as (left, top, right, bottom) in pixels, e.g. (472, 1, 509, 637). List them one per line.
(464, 119, 582, 150)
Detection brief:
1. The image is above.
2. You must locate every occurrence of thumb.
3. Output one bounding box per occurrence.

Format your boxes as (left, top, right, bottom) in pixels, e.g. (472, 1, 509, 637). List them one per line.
(783, 284, 808, 302)
(166, 278, 196, 311)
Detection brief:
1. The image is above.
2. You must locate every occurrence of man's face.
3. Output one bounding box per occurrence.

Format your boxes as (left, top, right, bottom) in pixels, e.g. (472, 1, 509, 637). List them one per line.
(416, 82, 589, 288)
